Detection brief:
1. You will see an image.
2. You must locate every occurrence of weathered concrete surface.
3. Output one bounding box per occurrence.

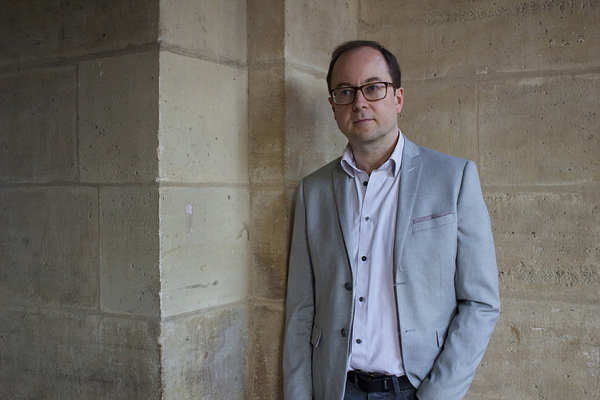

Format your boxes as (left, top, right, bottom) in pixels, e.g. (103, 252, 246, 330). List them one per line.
(0, 67, 77, 183)
(161, 304, 249, 399)
(159, 186, 250, 318)
(0, 308, 161, 399)
(248, 66, 286, 184)
(79, 51, 159, 184)
(399, 80, 478, 161)
(0, 0, 164, 398)
(362, 0, 600, 80)
(479, 75, 599, 185)
(158, 0, 251, 397)
(0, 0, 159, 68)
(160, 0, 247, 64)
(0, 187, 99, 307)
(100, 186, 160, 317)
(252, 302, 285, 400)
(488, 190, 599, 290)
(284, 0, 359, 71)
(251, 187, 289, 301)
(481, 298, 599, 399)
(158, 52, 249, 184)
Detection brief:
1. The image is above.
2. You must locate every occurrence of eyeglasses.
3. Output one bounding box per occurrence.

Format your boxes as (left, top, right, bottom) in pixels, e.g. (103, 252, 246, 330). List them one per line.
(330, 82, 395, 105)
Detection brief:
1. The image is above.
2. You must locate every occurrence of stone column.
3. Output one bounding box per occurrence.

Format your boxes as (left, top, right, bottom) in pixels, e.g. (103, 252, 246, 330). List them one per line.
(248, 1, 359, 398)
(158, 0, 250, 398)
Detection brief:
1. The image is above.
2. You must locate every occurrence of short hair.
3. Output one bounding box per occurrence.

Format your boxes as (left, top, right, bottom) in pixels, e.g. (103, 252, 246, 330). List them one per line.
(326, 40, 402, 91)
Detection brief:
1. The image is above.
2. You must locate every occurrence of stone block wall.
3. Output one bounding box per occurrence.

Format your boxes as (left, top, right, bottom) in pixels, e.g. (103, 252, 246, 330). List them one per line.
(1, 0, 597, 399)
(0, 0, 162, 398)
(157, 0, 250, 398)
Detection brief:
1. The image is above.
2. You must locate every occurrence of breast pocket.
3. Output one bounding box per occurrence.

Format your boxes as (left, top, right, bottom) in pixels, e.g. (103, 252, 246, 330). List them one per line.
(411, 211, 455, 233)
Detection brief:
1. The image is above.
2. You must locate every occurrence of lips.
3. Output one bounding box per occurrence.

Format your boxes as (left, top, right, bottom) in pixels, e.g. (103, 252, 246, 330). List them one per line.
(353, 117, 373, 124)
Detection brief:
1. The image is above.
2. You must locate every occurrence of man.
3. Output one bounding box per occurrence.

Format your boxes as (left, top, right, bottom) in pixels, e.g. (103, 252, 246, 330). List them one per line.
(283, 40, 500, 400)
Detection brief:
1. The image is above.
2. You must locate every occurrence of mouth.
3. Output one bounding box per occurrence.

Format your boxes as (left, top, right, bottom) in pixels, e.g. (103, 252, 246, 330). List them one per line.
(353, 118, 373, 125)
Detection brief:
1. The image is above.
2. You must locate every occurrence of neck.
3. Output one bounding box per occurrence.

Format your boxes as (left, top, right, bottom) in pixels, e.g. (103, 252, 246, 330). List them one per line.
(351, 131, 399, 175)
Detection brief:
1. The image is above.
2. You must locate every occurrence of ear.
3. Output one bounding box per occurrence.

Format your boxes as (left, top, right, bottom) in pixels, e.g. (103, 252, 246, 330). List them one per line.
(395, 87, 404, 114)
(328, 96, 336, 114)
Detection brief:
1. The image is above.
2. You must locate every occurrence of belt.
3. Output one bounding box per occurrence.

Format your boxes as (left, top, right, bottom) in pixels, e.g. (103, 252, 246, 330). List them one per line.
(347, 370, 413, 393)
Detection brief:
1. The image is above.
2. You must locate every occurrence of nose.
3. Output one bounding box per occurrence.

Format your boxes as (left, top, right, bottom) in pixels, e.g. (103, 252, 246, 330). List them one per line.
(352, 89, 368, 110)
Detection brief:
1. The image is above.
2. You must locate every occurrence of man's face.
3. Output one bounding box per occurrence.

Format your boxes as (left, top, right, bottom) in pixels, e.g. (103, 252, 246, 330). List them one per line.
(328, 46, 404, 149)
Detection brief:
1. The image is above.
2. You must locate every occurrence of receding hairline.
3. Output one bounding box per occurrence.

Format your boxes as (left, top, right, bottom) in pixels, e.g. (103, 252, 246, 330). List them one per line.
(326, 40, 401, 91)
(329, 47, 390, 88)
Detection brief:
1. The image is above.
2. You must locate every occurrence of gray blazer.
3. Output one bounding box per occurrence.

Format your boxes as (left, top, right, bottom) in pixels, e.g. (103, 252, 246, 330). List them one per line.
(283, 138, 500, 400)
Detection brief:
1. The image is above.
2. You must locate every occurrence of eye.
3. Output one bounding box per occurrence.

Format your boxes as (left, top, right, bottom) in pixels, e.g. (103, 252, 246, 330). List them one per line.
(338, 88, 353, 97)
(365, 83, 384, 93)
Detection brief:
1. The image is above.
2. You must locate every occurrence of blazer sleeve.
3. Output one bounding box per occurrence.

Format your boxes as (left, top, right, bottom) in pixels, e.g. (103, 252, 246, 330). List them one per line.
(416, 161, 501, 400)
(283, 179, 315, 400)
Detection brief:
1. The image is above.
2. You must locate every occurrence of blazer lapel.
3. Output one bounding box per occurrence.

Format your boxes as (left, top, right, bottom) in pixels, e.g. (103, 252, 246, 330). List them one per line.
(332, 164, 356, 274)
(394, 139, 422, 278)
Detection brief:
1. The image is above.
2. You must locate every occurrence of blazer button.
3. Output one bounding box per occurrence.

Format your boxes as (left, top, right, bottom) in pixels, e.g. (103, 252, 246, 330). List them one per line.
(341, 328, 347, 337)
(344, 282, 352, 291)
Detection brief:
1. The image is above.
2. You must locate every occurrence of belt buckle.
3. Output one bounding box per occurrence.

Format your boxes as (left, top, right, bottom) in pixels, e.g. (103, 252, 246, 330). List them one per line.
(357, 370, 381, 380)
(361, 370, 386, 393)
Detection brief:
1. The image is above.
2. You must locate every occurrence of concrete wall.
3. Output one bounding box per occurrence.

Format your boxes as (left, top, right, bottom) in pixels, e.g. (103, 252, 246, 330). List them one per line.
(158, 0, 250, 398)
(1, 0, 598, 399)
(1, 0, 252, 398)
(0, 0, 162, 398)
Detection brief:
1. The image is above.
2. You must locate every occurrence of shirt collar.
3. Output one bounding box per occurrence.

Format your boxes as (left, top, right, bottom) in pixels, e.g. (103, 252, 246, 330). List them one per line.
(341, 130, 405, 178)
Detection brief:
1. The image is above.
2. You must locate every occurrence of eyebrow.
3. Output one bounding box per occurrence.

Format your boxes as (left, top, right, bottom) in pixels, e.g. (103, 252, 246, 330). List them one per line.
(333, 77, 385, 89)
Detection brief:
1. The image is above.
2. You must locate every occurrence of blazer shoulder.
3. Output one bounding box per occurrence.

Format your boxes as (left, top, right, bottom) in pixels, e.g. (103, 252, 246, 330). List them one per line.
(406, 138, 473, 172)
(301, 156, 344, 186)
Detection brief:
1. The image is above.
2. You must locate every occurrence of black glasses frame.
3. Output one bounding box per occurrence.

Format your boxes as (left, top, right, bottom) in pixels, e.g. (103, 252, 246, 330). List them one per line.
(330, 82, 395, 105)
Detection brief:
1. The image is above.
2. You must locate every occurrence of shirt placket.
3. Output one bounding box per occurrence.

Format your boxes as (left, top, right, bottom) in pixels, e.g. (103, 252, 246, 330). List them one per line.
(351, 171, 377, 362)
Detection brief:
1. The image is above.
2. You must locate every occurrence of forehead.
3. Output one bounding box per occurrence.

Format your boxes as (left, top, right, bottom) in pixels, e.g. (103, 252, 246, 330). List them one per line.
(330, 46, 391, 87)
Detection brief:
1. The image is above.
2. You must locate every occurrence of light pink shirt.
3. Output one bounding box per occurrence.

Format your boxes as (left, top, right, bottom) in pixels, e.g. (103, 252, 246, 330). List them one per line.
(341, 132, 406, 376)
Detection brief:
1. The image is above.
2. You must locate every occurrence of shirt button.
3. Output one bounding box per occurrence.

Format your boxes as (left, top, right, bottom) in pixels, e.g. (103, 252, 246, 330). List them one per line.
(363, 181, 368, 187)
(341, 329, 347, 337)
(356, 339, 362, 344)
(365, 216, 370, 221)
(344, 282, 353, 291)
(359, 296, 365, 302)
(361, 256, 367, 262)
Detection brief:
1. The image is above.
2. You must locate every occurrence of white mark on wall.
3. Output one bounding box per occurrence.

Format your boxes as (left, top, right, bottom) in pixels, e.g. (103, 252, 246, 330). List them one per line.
(584, 348, 599, 376)
(518, 77, 546, 87)
(236, 223, 249, 240)
(186, 203, 193, 237)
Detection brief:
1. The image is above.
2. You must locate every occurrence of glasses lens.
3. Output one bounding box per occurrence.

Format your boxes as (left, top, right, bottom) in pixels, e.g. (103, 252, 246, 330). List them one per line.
(332, 83, 390, 105)
(333, 88, 356, 105)
(363, 83, 388, 100)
